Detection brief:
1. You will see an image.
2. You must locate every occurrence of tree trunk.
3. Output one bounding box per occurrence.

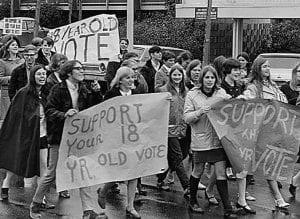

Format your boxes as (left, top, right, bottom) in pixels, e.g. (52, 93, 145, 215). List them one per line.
(34, 0, 41, 37)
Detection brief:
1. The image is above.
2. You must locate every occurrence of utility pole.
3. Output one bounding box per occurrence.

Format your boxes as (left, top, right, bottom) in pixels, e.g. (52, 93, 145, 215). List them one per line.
(202, 0, 212, 65)
(127, 0, 134, 51)
(68, 0, 73, 24)
(34, 0, 41, 37)
(10, 0, 14, 17)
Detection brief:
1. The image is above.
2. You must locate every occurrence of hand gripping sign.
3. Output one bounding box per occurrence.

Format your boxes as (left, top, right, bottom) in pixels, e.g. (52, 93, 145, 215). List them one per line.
(56, 93, 170, 192)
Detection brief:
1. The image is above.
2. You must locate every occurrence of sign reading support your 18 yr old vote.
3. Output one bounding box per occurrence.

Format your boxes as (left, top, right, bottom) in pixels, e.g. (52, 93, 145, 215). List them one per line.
(48, 14, 119, 63)
(56, 93, 170, 192)
(208, 99, 300, 182)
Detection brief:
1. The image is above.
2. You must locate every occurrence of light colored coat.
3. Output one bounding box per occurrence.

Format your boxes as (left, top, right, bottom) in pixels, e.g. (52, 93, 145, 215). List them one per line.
(244, 81, 287, 103)
(184, 87, 230, 151)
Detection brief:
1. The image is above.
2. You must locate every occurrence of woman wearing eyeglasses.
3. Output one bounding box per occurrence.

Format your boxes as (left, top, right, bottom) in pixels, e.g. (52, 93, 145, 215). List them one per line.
(30, 60, 105, 219)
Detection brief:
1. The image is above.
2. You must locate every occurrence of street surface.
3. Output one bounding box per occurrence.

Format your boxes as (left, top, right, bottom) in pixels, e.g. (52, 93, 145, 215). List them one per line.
(0, 158, 299, 219)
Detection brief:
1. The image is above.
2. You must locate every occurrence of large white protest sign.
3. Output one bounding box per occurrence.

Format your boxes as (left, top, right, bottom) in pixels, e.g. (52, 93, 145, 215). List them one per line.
(56, 93, 170, 191)
(48, 14, 119, 63)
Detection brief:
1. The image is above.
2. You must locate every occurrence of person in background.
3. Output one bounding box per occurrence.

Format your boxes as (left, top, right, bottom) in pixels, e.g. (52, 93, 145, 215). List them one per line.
(244, 56, 289, 209)
(176, 51, 193, 70)
(184, 59, 208, 191)
(140, 46, 162, 93)
(2, 43, 36, 194)
(237, 52, 254, 186)
(221, 58, 256, 214)
(184, 65, 240, 218)
(0, 35, 24, 126)
(213, 55, 226, 82)
(35, 37, 55, 68)
(185, 59, 201, 89)
(281, 62, 300, 198)
(8, 44, 38, 100)
(0, 65, 48, 203)
(0, 59, 10, 128)
(45, 53, 68, 92)
(0, 35, 24, 73)
(105, 52, 140, 89)
(30, 60, 105, 219)
(156, 64, 190, 196)
(119, 38, 129, 61)
(121, 59, 148, 94)
(97, 67, 141, 219)
(44, 53, 71, 199)
(31, 37, 43, 52)
(237, 52, 251, 79)
(154, 50, 176, 91)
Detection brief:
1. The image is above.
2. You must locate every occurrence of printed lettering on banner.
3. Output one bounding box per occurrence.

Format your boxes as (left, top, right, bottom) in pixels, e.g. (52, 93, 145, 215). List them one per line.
(56, 93, 170, 192)
(208, 99, 300, 182)
(48, 14, 119, 64)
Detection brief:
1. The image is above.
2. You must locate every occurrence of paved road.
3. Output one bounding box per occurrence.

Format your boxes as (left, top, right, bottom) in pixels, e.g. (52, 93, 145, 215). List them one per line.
(0, 159, 299, 218)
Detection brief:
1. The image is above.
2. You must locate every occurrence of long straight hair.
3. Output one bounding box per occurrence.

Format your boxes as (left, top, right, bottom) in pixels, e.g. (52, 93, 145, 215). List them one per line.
(197, 65, 220, 92)
(167, 64, 187, 97)
(27, 65, 47, 108)
(290, 62, 300, 90)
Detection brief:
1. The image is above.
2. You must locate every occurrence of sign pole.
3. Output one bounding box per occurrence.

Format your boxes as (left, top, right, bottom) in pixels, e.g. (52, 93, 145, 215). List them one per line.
(202, 0, 212, 65)
(34, 0, 41, 37)
(127, 0, 134, 51)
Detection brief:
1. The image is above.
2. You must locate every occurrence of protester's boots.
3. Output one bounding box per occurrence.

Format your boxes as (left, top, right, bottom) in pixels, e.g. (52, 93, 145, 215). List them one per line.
(29, 202, 42, 219)
(189, 176, 204, 213)
(216, 180, 240, 218)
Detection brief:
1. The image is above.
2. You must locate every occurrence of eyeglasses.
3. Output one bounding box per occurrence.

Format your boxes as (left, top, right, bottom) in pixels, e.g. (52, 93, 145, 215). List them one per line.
(73, 67, 83, 70)
(24, 53, 36, 57)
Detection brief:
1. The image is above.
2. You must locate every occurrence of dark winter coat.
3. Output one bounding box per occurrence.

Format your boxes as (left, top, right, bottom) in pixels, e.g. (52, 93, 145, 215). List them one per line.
(46, 80, 102, 145)
(0, 86, 47, 177)
(140, 59, 162, 93)
(8, 63, 27, 100)
(104, 86, 137, 101)
(35, 49, 55, 67)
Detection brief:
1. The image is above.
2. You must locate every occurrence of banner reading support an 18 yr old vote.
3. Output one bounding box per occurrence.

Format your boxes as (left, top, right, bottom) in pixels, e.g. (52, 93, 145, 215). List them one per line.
(56, 93, 170, 192)
(208, 99, 300, 182)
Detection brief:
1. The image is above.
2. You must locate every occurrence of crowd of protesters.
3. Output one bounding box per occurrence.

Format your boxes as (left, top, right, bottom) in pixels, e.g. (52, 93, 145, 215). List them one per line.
(0, 34, 299, 219)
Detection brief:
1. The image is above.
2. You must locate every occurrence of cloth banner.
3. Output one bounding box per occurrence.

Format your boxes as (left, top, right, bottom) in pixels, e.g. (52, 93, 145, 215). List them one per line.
(208, 99, 300, 182)
(56, 93, 170, 191)
(48, 14, 119, 63)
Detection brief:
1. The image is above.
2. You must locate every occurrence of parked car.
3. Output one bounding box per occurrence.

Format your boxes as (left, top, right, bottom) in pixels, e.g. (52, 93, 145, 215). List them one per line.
(258, 53, 300, 85)
(83, 45, 185, 81)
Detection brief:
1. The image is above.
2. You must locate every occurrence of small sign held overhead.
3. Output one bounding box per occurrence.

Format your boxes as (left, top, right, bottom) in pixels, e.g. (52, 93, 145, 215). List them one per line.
(195, 7, 217, 20)
(3, 18, 22, 35)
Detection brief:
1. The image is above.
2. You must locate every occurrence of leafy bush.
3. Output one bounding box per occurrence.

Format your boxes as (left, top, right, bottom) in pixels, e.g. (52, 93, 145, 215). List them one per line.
(258, 19, 300, 54)
(119, 11, 205, 59)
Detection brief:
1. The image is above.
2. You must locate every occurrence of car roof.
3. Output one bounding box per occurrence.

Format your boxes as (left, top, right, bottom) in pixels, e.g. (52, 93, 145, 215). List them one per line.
(259, 53, 300, 58)
(133, 44, 184, 51)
